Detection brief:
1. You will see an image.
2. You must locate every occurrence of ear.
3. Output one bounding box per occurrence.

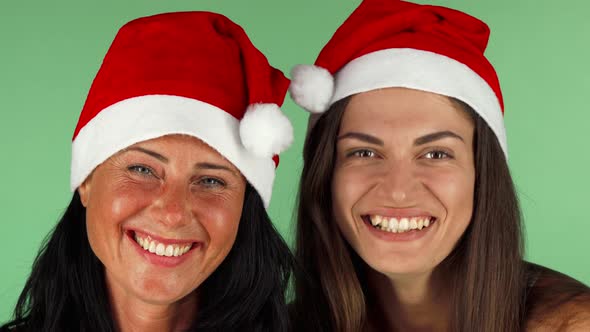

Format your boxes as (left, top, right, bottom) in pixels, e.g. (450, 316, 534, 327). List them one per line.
(78, 175, 92, 207)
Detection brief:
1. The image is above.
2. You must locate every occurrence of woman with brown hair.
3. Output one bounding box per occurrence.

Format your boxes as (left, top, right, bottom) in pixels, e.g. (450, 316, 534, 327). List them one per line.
(288, 1, 590, 331)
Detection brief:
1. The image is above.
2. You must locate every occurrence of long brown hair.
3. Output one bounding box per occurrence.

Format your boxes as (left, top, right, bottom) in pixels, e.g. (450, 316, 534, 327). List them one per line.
(291, 96, 527, 331)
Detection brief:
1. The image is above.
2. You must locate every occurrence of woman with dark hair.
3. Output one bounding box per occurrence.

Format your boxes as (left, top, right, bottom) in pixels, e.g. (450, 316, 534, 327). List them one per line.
(288, 1, 590, 331)
(1, 11, 294, 332)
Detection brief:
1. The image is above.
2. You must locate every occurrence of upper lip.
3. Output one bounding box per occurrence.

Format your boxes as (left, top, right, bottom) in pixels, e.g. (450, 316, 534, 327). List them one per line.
(126, 228, 200, 245)
(362, 208, 436, 220)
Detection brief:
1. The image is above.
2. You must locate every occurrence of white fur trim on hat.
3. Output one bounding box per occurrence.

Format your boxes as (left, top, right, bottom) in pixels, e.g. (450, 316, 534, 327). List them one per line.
(71, 95, 277, 208)
(330, 48, 508, 157)
(289, 64, 334, 113)
(239, 103, 293, 158)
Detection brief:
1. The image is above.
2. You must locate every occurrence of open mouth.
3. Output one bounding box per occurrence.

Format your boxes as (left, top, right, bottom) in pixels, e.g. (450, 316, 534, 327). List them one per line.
(362, 215, 437, 234)
(128, 230, 196, 257)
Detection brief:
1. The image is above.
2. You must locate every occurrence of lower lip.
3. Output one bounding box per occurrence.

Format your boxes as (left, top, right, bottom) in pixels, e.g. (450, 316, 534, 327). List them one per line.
(126, 232, 200, 268)
(363, 219, 436, 242)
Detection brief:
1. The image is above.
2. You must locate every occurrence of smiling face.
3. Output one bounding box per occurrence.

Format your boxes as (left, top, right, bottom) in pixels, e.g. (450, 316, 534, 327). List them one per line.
(331, 88, 475, 278)
(78, 134, 246, 305)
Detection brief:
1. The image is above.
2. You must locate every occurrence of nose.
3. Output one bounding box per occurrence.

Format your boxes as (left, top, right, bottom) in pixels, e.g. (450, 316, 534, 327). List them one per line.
(151, 182, 191, 227)
(374, 160, 420, 204)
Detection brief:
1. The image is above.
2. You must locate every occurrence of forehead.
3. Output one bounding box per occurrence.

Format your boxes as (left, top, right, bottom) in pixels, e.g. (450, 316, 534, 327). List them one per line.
(121, 135, 238, 168)
(134, 134, 214, 150)
(341, 88, 473, 135)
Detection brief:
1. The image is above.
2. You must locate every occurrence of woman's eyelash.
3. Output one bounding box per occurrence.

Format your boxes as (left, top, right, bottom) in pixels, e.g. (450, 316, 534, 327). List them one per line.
(198, 177, 226, 187)
(347, 149, 377, 158)
(423, 150, 453, 159)
(128, 165, 155, 177)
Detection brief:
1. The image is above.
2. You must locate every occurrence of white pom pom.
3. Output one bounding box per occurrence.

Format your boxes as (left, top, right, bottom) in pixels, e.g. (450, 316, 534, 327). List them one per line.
(239, 103, 294, 158)
(289, 64, 334, 113)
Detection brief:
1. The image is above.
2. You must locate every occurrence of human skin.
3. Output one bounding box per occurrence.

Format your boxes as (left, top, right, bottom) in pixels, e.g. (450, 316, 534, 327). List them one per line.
(78, 134, 246, 332)
(331, 87, 475, 331)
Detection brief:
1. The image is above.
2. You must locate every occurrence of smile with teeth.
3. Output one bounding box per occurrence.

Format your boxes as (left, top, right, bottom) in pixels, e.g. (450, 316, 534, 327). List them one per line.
(366, 215, 435, 233)
(133, 233, 193, 257)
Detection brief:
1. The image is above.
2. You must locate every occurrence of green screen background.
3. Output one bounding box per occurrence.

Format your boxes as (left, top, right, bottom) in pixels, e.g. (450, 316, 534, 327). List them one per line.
(1, 0, 589, 321)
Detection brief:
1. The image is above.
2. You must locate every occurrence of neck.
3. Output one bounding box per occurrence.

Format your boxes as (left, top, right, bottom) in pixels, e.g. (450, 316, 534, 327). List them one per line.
(366, 267, 450, 332)
(107, 276, 198, 332)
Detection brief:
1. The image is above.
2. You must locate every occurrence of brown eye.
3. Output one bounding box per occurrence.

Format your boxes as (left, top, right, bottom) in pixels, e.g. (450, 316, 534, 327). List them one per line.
(349, 149, 376, 158)
(423, 150, 451, 160)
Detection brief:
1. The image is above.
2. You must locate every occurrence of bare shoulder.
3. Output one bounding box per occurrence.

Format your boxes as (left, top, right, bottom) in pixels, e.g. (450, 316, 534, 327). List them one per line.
(524, 262, 590, 331)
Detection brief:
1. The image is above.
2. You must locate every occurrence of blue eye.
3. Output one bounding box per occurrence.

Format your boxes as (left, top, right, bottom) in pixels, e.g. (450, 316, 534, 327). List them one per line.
(423, 150, 451, 160)
(199, 177, 225, 188)
(128, 165, 155, 177)
(349, 149, 376, 158)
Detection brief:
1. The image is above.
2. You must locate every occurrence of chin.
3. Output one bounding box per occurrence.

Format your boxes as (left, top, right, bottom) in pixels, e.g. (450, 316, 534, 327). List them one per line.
(131, 276, 196, 305)
(380, 265, 434, 278)
(364, 253, 436, 277)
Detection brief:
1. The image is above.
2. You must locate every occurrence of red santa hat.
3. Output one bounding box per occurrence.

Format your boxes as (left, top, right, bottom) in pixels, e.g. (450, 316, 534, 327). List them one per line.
(71, 12, 293, 207)
(290, 0, 507, 156)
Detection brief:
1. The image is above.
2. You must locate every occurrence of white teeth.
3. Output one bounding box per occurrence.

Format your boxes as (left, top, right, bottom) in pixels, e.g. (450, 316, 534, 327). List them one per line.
(369, 215, 434, 233)
(133, 234, 193, 257)
(165, 245, 174, 257)
(156, 243, 165, 255)
(389, 218, 398, 232)
(399, 218, 409, 232)
(371, 215, 382, 226)
(409, 218, 418, 230)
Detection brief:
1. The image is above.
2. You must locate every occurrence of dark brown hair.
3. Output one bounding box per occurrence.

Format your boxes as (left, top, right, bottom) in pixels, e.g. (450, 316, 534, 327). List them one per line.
(291, 96, 528, 332)
(1, 184, 294, 332)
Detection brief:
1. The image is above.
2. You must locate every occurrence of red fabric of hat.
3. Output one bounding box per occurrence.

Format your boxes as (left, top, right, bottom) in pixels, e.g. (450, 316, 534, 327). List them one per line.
(71, 12, 293, 207)
(290, 0, 507, 155)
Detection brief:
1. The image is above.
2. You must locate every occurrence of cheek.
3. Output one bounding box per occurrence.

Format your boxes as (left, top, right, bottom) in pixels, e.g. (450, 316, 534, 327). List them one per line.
(90, 184, 154, 225)
(195, 195, 243, 264)
(85, 183, 156, 258)
(333, 165, 378, 201)
(332, 169, 356, 217)
(423, 168, 475, 228)
(331, 167, 375, 230)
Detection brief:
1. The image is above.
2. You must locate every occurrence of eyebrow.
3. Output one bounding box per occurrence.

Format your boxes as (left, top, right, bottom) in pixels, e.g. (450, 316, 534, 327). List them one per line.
(194, 162, 236, 175)
(126, 147, 237, 175)
(337, 130, 464, 147)
(126, 147, 168, 162)
(414, 131, 464, 146)
(337, 132, 384, 146)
